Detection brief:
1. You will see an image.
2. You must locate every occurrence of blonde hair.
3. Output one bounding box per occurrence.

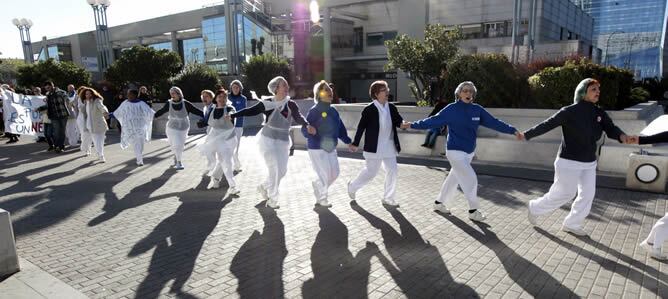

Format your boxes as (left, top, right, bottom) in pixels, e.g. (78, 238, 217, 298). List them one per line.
(267, 76, 288, 95)
(200, 89, 215, 99)
(169, 86, 184, 99)
(312, 80, 331, 103)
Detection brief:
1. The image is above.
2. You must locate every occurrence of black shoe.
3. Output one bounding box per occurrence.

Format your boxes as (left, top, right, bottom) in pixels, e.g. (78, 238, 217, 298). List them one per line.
(289, 148, 295, 156)
(47, 146, 55, 151)
(54, 148, 62, 153)
(6, 139, 17, 144)
(420, 144, 429, 148)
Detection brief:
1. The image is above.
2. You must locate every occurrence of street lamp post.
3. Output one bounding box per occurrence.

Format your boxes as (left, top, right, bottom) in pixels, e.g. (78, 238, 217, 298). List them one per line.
(604, 30, 623, 66)
(86, 0, 113, 72)
(11, 18, 34, 64)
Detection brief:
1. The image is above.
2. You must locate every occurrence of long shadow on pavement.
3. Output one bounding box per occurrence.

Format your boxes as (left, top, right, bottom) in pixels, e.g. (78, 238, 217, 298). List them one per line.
(230, 202, 287, 299)
(302, 206, 380, 299)
(128, 191, 233, 299)
(439, 213, 578, 297)
(535, 227, 668, 297)
(351, 201, 479, 298)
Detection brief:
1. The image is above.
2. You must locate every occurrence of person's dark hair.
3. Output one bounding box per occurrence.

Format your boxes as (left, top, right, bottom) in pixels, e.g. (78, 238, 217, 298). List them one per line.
(127, 89, 139, 97)
(44, 81, 54, 86)
(368, 80, 389, 99)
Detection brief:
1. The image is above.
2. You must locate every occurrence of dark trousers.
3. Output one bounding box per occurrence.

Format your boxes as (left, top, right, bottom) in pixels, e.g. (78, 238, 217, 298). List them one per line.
(44, 123, 55, 147)
(51, 118, 68, 148)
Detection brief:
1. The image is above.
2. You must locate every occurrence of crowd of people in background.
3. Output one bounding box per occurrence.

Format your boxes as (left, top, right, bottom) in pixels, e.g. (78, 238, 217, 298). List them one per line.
(0, 77, 666, 260)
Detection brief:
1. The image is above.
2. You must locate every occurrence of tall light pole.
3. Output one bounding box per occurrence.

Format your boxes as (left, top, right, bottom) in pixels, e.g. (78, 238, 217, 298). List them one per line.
(604, 30, 623, 66)
(87, 0, 113, 72)
(12, 18, 34, 64)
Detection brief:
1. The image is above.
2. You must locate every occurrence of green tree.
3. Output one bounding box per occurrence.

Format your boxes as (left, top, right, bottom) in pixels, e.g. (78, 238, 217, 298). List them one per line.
(241, 54, 290, 95)
(446, 54, 526, 108)
(105, 46, 182, 94)
(385, 24, 462, 104)
(17, 59, 91, 88)
(171, 64, 221, 102)
(0, 59, 25, 84)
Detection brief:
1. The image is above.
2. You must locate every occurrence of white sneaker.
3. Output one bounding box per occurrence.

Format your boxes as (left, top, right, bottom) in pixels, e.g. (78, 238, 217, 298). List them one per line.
(347, 181, 356, 200)
(266, 199, 279, 209)
(317, 198, 332, 207)
(433, 202, 450, 214)
(208, 178, 221, 189)
(382, 199, 399, 207)
(527, 204, 537, 225)
(639, 241, 667, 260)
(562, 226, 588, 237)
(99, 156, 106, 163)
(174, 161, 184, 170)
(468, 210, 486, 222)
(85, 151, 91, 156)
(228, 186, 241, 195)
(136, 160, 144, 166)
(257, 185, 269, 200)
(202, 168, 210, 176)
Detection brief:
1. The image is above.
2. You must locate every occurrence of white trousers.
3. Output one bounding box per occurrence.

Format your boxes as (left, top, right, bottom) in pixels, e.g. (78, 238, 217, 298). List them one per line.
(259, 135, 290, 201)
(81, 132, 105, 158)
(349, 156, 397, 201)
(66, 118, 79, 146)
(165, 127, 188, 162)
(644, 213, 668, 250)
(437, 150, 479, 209)
(211, 147, 236, 188)
(308, 149, 340, 200)
(234, 127, 243, 170)
(529, 157, 597, 229)
(133, 138, 145, 163)
(204, 152, 217, 174)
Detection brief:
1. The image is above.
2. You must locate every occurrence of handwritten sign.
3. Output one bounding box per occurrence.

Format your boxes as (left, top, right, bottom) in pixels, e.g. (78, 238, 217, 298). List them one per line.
(1, 89, 46, 136)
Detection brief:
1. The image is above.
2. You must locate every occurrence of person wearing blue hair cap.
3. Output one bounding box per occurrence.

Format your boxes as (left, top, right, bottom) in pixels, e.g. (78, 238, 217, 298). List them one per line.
(524, 78, 630, 237)
(302, 81, 354, 207)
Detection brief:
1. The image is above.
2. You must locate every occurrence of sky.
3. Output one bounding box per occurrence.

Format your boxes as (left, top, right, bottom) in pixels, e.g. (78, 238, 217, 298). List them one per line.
(0, 0, 215, 58)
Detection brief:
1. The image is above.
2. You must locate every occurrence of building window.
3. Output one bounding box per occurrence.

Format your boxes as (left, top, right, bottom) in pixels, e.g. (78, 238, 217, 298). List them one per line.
(353, 27, 363, 53)
(460, 24, 482, 39)
(148, 42, 172, 51)
(182, 38, 204, 64)
(484, 22, 508, 38)
(366, 31, 397, 46)
(202, 15, 228, 73)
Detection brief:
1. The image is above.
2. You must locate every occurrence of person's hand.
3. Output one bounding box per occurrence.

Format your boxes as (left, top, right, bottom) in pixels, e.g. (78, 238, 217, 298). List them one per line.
(307, 125, 317, 135)
(224, 114, 232, 121)
(104, 112, 110, 120)
(515, 131, 525, 141)
(349, 144, 358, 152)
(400, 121, 411, 130)
(620, 134, 632, 144)
(627, 135, 639, 144)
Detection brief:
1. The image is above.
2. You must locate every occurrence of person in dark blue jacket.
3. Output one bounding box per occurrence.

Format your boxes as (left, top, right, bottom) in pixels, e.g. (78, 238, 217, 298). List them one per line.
(302, 81, 354, 207)
(229, 80, 247, 172)
(402, 81, 523, 222)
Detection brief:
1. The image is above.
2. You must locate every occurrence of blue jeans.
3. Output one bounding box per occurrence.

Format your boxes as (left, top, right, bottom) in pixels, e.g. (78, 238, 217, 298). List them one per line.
(51, 118, 68, 148)
(44, 123, 54, 147)
(423, 128, 440, 148)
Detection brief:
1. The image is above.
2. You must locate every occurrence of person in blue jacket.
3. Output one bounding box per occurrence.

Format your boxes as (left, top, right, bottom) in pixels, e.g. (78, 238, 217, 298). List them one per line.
(401, 81, 523, 222)
(229, 80, 247, 172)
(302, 80, 355, 207)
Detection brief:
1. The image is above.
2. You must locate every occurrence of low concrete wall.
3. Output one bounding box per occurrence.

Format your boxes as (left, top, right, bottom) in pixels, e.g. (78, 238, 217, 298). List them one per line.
(291, 101, 667, 177)
(0, 209, 20, 278)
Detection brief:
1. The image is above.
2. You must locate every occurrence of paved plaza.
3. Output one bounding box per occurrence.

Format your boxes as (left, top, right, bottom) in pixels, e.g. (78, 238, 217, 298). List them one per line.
(0, 131, 666, 299)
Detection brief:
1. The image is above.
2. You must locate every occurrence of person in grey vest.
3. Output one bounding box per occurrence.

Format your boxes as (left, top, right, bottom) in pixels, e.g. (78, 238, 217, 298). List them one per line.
(198, 89, 217, 175)
(154, 86, 204, 170)
(230, 76, 314, 208)
(198, 89, 240, 194)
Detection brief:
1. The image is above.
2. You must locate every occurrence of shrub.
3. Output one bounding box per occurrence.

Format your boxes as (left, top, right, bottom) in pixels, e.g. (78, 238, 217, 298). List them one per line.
(528, 58, 634, 110)
(17, 59, 91, 89)
(241, 54, 290, 95)
(170, 64, 221, 102)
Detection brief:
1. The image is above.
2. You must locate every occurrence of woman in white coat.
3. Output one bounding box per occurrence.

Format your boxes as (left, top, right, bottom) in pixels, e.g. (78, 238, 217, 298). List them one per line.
(78, 87, 109, 162)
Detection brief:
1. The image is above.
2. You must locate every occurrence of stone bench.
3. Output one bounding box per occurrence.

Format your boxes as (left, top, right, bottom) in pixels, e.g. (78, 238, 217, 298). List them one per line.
(0, 208, 20, 278)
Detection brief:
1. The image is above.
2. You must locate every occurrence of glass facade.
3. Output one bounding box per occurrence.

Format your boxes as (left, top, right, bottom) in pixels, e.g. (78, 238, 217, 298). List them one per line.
(576, 0, 668, 78)
(148, 42, 172, 52)
(202, 15, 228, 73)
(237, 13, 271, 63)
(37, 45, 72, 62)
(182, 37, 204, 64)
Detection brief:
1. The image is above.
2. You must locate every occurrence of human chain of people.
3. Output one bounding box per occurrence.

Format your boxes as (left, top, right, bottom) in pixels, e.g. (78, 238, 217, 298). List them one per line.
(1, 77, 666, 261)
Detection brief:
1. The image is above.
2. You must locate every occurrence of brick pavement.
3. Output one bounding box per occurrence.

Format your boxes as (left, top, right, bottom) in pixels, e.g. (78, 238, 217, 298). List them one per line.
(0, 131, 666, 298)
